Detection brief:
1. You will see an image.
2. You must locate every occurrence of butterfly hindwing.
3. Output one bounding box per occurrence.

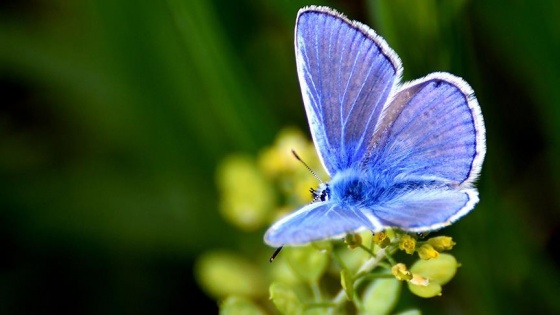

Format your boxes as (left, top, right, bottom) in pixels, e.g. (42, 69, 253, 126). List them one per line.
(296, 7, 401, 175)
(371, 188, 479, 232)
(367, 73, 486, 186)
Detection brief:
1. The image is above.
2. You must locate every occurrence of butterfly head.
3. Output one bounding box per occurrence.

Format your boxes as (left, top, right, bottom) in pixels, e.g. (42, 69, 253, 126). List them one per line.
(310, 183, 330, 202)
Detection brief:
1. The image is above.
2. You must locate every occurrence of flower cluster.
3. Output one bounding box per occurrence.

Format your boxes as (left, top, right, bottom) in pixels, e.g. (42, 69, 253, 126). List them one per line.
(196, 127, 461, 314)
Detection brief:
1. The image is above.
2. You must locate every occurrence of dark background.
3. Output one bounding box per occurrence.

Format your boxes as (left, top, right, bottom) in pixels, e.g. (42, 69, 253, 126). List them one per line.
(1, 0, 559, 314)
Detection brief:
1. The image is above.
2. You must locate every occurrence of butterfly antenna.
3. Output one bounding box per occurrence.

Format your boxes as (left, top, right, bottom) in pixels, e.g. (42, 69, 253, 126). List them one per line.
(269, 246, 283, 263)
(291, 149, 323, 183)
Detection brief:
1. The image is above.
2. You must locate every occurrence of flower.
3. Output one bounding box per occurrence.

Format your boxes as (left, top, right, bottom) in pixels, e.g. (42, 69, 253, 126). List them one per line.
(391, 263, 413, 281)
(399, 234, 416, 254)
(373, 231, 390, 248)
(345, 233, 363, 249)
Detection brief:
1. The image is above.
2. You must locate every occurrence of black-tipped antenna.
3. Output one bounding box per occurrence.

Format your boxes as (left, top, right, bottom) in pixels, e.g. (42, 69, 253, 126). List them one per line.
(291, 149, 323, 183)
(269, 246, 283, 263)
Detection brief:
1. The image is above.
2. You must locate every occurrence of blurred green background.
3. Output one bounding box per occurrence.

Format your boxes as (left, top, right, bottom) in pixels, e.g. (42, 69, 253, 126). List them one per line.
(1, 0, 559, 314)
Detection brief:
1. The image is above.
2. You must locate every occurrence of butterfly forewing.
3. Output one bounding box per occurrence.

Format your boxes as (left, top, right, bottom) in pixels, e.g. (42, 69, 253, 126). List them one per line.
(296, 7, 401, 175)
(264, 201, 382, 247)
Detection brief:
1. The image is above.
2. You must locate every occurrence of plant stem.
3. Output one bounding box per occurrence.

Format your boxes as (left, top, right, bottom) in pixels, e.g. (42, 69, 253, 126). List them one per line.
(327, 248, 387, 314)
(310, 281, 323, 302)
(358, 244, 376, 257)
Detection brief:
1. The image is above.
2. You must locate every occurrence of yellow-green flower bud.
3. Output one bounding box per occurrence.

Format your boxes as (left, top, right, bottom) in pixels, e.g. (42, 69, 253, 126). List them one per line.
(269, 282, 303, 315)
(417, 244, 439, 260)
(427, 236, 456, 251)
(345, 233, 362, 249)
(373, 231, 390, 248)
(410, 253, 459, 286)
(220, 296, 266, 314)
(407, 274, 442, 298)
(285, 245, 329, 284)
(257, 127, 309, 176)
(399, 235, 416, 254)
(362, 278, 401, 314)
(195, 251, 265, 299)
(216, 155, 274, 231)
(391, 263, 413, 281)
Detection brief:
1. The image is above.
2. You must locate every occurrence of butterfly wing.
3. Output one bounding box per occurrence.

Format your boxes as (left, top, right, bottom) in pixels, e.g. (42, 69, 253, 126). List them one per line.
(367, 73, 486, 186)
(264, 202, 382, 247)
(371, 188, 479, 232)
(295, 7, 402, 175)
(359, 73, 486, 231)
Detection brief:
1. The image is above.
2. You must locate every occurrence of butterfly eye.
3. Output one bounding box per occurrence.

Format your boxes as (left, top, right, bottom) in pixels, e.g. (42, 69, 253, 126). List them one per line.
(310, 184, 330, 202)
(319, 184, 330, 202)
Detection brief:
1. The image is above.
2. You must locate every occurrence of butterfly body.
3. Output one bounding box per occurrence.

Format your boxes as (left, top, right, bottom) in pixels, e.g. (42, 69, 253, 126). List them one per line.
(264, 6, 485, 247)
(328, 166, 420, 206)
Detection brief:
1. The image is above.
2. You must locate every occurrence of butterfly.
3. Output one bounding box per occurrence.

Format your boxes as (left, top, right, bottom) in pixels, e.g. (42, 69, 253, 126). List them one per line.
(264, 6, 486, 247)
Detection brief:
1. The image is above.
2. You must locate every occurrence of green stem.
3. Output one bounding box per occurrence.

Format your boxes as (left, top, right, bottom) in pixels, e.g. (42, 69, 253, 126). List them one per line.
(384, 248, 398, 266)
(305, 302, 337, 309)
(358, 273, 395, 281)
(327, 248, 388, 315)
(358, 243, 376, 257)
(378, 261, 392, 270)
(332, 248, 348, 270)
(310, 281, 323, 302)
(354, 248, 387, 279)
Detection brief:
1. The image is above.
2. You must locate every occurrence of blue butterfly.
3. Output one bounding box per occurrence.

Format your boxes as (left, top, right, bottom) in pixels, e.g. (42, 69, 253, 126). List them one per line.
(264, 6, 486, 247)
